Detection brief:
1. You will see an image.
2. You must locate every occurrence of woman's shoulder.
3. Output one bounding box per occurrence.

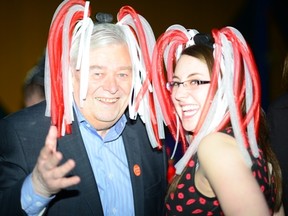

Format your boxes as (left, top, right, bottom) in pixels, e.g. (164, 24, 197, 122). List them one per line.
(197, 130, 253, 187)
(197, 130, 240, 166)
(199, 130, 235, 150)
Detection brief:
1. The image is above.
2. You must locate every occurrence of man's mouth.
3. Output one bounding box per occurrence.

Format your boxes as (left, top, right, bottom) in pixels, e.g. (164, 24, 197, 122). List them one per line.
(96, 97, 118, 103)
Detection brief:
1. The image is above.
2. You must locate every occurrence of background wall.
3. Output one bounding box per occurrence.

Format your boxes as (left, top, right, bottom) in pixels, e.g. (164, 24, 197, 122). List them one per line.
(0, 0, 287, 114)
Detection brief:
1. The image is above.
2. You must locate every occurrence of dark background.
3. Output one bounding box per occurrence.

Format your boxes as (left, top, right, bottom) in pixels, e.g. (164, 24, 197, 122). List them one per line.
(0, 0, 287, 116)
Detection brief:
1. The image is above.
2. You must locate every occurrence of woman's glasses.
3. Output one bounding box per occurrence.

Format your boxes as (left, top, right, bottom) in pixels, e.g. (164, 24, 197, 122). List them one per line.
(166, 79, 210, 91)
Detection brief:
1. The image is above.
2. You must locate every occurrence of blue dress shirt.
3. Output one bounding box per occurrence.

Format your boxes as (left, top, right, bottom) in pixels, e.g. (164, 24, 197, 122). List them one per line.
(21, 106, 134, 216)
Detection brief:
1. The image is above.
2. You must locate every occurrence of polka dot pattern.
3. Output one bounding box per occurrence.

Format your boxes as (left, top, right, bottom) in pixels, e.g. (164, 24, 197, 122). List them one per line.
(165, 128, 276, 215)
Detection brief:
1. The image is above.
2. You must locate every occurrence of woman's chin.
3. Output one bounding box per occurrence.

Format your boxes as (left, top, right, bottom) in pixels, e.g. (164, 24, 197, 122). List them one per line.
(182, 123, 196, 132)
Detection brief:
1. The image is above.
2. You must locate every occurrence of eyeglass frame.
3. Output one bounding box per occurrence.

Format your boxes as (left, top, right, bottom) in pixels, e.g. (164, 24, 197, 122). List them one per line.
(166, 79, 211, 91)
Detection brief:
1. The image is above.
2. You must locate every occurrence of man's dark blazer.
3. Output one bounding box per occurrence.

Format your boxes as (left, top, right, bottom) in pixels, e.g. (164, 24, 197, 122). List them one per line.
(267, 93, 288, 215)
(0, 101, 167, 216)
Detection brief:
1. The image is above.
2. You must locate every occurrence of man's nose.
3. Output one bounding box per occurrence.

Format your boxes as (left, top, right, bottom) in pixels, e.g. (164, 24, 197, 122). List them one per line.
(103, 75, 118, 94)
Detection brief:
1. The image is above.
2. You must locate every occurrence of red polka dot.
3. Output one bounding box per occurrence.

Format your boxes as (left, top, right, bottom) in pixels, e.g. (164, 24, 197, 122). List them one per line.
(178, 192, 184, 199)
(199, 197, 206, 205)
(186, 199, 196, 205)
(213, 200, 220, 206)
(258, 170, 262, 179)
(186, 173, 191, 180)
(188, 160, 195, 167)
(166, 203, 171, 210)
(176, 205, 183, 212)
(188, 186, 195, 193)
(192, 209, 203, 214)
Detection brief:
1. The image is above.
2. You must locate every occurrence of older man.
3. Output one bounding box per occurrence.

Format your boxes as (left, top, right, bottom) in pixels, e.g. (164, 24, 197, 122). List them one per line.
(0, 1, 167, 216)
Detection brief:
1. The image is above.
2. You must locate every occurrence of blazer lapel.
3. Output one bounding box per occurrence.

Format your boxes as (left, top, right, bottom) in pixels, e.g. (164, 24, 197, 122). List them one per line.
(122, 122, 144, 216)
(57, 121, 104, 215)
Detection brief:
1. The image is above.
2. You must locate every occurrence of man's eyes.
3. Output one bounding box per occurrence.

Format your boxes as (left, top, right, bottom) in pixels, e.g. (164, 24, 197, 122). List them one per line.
(90, 72, 102, 78)
(89, 72, 131, 79)
(118, 73, 129, 78)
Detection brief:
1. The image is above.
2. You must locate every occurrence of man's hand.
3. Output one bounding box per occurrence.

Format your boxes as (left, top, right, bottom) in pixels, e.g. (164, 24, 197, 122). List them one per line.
(31, 126, 81, 197)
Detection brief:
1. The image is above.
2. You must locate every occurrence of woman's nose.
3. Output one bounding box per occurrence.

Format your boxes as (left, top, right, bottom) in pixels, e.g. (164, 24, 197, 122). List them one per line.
(173, 85, 189, 100)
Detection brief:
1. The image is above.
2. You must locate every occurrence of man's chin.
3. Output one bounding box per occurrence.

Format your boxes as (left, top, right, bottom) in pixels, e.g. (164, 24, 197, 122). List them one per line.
(95, 115, 119, 127)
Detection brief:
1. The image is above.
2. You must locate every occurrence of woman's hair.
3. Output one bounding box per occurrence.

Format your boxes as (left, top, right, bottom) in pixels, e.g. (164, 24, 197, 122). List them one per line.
(166, 44, 214, 198)
(282, 53, 288, 91)
(167, 43, 283, 212)
(259, 110, 283, 211)
(166, 44, 214, 199)
(181, 44, 214, 75)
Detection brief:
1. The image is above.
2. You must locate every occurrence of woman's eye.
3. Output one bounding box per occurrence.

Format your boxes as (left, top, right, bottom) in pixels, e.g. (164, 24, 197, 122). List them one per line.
(174, 82, 180, 87)
(170, 81, 178, 87)
(190, 80, 199, 85)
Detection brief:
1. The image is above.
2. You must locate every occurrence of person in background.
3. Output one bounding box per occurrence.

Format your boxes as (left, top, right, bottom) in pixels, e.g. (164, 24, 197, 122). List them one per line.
(152, 25, 284, 215)
(0, 1, 167, 215)
(267, 52, 288, 215)
(0, 102, 8, 119)
(23, 54, 45, 107)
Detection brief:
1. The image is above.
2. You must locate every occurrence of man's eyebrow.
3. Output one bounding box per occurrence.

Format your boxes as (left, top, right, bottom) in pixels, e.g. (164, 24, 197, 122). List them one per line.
(89, 65, 132, 71)
(118, 66, 132, 70)
(90, 65, 103, 70)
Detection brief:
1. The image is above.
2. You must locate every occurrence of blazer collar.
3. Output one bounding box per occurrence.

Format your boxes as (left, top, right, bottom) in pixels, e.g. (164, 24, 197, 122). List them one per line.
(57, 119, 104, 215)
(122, 120, 144, 216)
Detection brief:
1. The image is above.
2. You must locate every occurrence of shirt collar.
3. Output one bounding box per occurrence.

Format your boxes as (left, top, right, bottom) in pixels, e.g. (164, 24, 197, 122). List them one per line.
(73, 103, 127, 141)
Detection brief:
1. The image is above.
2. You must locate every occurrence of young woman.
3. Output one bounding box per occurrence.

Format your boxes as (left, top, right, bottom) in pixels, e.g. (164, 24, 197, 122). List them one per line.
(152, 26, 284, 215)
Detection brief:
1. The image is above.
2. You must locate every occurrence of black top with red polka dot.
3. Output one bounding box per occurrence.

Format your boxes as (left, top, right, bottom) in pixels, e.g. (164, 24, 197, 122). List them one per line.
(165, 128, 275, 215)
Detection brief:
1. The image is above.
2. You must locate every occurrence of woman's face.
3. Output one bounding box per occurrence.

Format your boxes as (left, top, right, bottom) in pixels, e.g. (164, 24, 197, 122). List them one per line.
(171, 54, 211, 132)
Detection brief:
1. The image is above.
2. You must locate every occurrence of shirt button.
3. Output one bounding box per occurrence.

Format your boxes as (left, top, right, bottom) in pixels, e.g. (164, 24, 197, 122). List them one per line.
(108, 173, 114, 180)
(35, 201, 43, 207)
(25, 195, 32, 202)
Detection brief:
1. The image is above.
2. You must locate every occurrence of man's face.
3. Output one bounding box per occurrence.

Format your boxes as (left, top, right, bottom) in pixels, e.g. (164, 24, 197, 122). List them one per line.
(72, 43, 132, 137)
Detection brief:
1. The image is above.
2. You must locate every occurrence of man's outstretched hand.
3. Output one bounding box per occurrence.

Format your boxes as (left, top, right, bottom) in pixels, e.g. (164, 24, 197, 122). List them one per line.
(32, 126, 81, 197)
